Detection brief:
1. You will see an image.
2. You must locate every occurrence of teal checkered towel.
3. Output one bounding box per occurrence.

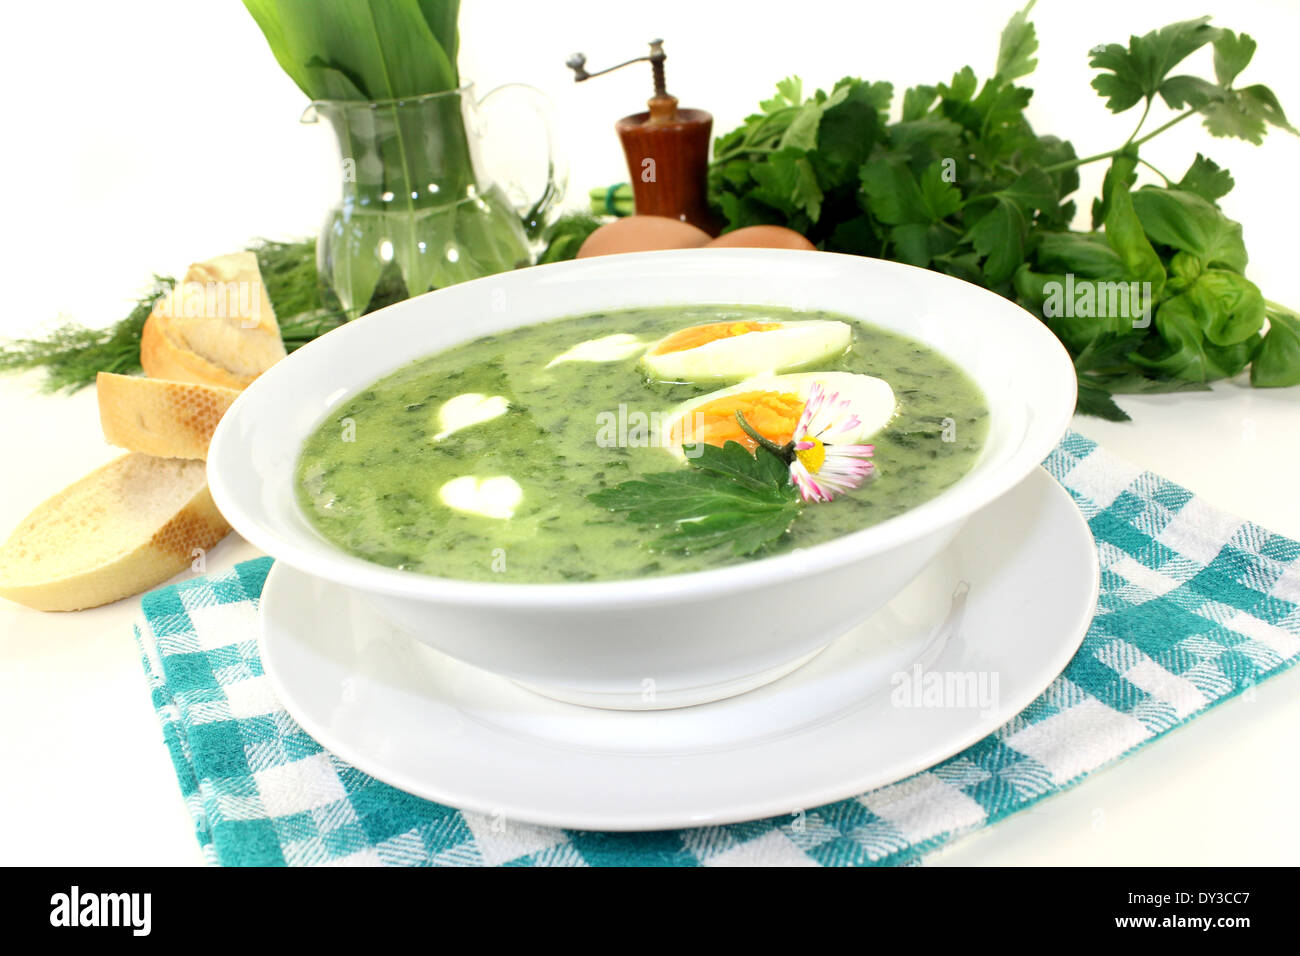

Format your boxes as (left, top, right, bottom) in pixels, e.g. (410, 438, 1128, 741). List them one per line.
(135, 431, 1300, 866)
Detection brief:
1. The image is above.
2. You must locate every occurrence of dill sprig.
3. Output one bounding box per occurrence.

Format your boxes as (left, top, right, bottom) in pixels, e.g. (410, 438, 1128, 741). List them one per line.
(1, 239, 356, 392)
(0, 277, 173, 393)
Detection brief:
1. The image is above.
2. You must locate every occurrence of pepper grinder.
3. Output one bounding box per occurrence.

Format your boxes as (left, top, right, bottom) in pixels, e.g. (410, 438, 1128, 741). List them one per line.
(567, 40, 719, 235)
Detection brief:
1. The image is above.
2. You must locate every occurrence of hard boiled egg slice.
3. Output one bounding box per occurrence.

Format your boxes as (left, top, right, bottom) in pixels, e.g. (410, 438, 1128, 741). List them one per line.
(641, 319, 851, 383)
(661, 371, 895, 460)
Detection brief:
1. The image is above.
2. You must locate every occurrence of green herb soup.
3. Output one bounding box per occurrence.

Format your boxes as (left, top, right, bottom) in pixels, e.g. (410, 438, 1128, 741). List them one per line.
(296, 306, 988, 582)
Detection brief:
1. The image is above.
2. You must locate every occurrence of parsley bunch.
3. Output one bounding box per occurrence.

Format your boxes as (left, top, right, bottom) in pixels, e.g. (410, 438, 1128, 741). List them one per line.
(709, 3, 1299, 419)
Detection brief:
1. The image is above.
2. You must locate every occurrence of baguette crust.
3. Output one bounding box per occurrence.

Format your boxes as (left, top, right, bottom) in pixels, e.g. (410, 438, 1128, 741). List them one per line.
(97, 372, 239, 460)
(140, 251, 285, 389)
(0, 454, 231, 611)
(140, 308, 257, 388)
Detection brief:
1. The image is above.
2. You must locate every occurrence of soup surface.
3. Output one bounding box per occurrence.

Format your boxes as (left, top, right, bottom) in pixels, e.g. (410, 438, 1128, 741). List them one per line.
(296, 306, 988, 582)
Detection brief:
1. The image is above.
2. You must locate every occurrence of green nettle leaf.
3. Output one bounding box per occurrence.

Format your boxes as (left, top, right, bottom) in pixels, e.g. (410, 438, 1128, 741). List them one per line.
(1212, 30, 1256, 86)
(1075, 378, 1132, 421)
(588, 442, 802, 557)
(1251, 304, 1300, 387)
(1130, 187, 1248, 273)
(996, 1, 1040, 81)
(1175, 154, 1234, 204)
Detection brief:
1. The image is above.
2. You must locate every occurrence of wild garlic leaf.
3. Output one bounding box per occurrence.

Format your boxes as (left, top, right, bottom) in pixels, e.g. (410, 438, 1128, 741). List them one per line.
(651, 508, 801, 557)
(1075, 379, 1131, 422)
(242, 0, 459, 101)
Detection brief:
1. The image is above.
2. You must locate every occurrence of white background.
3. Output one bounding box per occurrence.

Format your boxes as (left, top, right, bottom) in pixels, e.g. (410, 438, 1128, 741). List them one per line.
(1, 0, 1298, 865)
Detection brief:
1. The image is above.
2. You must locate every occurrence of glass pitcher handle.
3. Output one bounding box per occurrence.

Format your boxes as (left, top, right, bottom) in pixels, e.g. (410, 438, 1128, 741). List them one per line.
(478, 83, 568, 238)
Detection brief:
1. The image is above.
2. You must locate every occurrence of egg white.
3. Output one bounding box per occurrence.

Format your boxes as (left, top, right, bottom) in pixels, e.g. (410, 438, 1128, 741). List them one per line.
(641, 320, 851, 383)
(661, 371, 896, 459)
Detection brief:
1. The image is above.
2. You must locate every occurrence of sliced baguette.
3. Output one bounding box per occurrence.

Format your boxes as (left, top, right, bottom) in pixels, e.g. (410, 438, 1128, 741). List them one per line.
(0, 454, 230, 611)
(97, 372, 239, 460)
(141, 251, 286, 389)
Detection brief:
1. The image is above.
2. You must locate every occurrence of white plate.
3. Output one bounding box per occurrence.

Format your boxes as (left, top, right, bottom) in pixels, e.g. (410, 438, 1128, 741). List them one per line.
(259, 467, 1097, 831)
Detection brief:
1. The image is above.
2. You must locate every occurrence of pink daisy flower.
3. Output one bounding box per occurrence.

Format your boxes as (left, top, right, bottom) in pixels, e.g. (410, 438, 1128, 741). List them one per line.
(787, 383, 876, 503)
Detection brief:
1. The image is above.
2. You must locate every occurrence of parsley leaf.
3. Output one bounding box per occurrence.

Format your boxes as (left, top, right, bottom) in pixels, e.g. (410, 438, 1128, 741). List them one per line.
(702, 3, 1300, 419)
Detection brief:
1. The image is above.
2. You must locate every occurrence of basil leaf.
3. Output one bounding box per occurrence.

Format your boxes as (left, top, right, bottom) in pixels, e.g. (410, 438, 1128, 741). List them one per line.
(1102, 161, 1167, 298)
(1251, 305, 1300, 387)
(1130, 187, 1248, 272)
(1164, 270, 1265, 346)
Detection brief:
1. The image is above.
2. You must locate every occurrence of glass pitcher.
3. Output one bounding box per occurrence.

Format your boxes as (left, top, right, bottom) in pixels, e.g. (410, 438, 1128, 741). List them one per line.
(303, 84, 564, 318)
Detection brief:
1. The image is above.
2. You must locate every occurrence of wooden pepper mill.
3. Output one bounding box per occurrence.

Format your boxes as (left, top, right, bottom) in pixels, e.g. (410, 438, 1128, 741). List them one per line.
(567, 40, 719, 234)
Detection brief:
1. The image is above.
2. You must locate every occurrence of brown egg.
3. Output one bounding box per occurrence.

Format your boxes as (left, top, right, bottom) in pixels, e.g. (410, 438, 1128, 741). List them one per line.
(706, 225, 817, 251)
(577, 215, 712, 258)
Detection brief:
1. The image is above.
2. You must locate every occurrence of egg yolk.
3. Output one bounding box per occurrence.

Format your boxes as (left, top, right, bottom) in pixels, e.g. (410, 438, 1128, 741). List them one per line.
(671, 390, 804, 451)
(650, 321, 781, 356)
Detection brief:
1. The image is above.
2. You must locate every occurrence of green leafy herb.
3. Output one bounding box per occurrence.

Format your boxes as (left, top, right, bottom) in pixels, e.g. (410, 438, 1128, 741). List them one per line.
(702, 3, 1300, 418)
(537, 211, 604, 264)
(0, 238, 410, 393)
(1252, 303, 1300, 387)
(241, 0, 460, 100)
(588, 441, 802, 557)
(0, 280, 170, 393)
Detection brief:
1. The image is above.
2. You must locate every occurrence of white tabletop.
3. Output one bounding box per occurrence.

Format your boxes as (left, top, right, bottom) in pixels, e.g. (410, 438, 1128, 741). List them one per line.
(2, 0, 1298, 866)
